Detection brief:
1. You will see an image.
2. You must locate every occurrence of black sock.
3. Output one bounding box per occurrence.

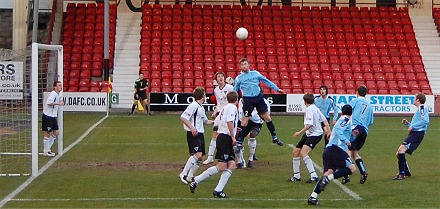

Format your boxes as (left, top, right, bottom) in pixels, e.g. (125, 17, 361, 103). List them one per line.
(334, 167, 353, 179)
(131, 104, 136, 114)
(237, 125, 247, 145)
(266, 121, 277, 138)
(404, 161, 411, 174)
(398, 153, 406, 175)
(355, 158, 366, 175)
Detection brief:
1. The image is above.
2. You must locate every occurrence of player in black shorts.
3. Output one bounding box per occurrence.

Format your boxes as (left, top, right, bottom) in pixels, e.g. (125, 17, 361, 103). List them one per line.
(129, 72, 150, 115)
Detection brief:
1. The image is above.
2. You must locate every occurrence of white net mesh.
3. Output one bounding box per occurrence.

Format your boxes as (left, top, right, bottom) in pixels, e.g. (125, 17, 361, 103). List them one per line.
(0, 47, 32, 176)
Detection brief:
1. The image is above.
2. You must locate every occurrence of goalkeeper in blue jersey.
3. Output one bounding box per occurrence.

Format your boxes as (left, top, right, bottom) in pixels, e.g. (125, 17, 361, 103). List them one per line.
(345, 85, 374, 184)
(233, 58, 285, 148)
(307, 104, 358, 205)
(315, 85, 340, 146)
(393, 93, 430, 180)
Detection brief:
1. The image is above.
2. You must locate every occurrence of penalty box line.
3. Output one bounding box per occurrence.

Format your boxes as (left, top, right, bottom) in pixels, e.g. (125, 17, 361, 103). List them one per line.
(287, 144, 363, 201)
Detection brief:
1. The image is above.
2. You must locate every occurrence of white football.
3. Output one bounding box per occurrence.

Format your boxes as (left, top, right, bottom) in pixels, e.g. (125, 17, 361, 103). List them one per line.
(236, 27, 248, 40)
(225, 76, 234, 85)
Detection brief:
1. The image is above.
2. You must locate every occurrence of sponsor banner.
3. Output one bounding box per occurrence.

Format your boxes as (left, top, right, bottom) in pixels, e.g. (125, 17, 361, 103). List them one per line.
(150, 93, 287, 112)
(0, 61, 23, 100)
(43, 92, 107, 112)
(287, 94, 435, 114)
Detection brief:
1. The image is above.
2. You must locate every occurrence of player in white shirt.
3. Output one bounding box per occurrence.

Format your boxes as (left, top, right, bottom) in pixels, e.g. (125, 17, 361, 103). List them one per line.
(236, 97, 268, 168)
(190, 91, 239, 198)
(179, 87, 213, 184)
(203, 72, 234, 165)
(41, 81, 64, 157)
(289, 93, 331, 183)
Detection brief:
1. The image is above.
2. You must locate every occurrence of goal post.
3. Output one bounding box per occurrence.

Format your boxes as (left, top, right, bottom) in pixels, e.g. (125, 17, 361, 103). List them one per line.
(31, 43, 63, 176)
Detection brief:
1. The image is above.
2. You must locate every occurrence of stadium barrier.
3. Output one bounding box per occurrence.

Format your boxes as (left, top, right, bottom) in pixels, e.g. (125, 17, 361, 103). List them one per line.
(149, 92, 435, 114)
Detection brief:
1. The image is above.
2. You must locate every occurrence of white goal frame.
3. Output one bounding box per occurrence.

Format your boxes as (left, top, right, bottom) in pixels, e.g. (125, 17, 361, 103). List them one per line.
(31, 43, 63, 176)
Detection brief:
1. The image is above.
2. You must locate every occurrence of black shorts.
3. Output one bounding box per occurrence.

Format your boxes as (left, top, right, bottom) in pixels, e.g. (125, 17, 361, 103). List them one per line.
(215, 134, 235, 163)
(242, 94, 268, 117)
(296, 134, 322, 149)
(134, 92, 147, 100)
(349, 125, 368, 151)
(42, 114, 58, 132)
(186, 132, 206, 155)
(402, 131, 425, 155)
(323, 145, 353, 172)
(246, 120, 262, 138)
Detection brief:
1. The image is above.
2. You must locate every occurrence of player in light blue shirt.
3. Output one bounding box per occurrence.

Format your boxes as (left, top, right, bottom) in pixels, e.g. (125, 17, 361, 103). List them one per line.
(233, 58, 285, 148)
(345, 85, 374, 184)
(308, 105, 358, 205)
(393, 93, 430, 180)
(315, 85, 340, 145)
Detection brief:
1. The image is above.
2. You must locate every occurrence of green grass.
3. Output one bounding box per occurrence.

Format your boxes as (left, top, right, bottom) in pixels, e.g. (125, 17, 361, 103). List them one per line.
(1, 113, 439, 208)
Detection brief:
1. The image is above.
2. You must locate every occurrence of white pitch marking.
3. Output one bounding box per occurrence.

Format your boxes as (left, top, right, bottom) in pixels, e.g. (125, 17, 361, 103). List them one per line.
(0, 115, 108, 208)
(10, 197, 356, 202)
(287, 144, 362, 201)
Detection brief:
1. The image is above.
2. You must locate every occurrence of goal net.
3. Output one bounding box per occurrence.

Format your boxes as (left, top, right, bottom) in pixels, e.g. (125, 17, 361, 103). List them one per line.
(0, 43, 63, 177)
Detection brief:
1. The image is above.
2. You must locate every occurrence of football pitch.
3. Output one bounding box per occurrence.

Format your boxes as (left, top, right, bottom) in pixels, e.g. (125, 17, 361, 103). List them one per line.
(1, 113, 439, 208)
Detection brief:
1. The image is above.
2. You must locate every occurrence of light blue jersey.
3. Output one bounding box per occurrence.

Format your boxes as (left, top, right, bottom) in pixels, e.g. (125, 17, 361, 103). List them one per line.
(349, 97, 374, 133)
(315, 95, 339, 121)
(407, 104, 429, 133)
(234, 70, 279, 97)
(326, 116, 353, 152)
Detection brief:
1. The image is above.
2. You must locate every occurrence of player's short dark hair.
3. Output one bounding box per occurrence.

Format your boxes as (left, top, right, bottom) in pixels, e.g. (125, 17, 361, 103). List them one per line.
(193, 87, 205, 100)
(214, 72, 225, 80)
(341, 104, 353, 116)
(227, 91, 238, 103)
(357, 85, 368, 96)
(239, 58, 249, 64)
(416, 93, 426, 104)
(53, 81, 61, 87)
(303, 93, 315, 104)
(319, 85, 328, 95)
(139, 72, 144, 75)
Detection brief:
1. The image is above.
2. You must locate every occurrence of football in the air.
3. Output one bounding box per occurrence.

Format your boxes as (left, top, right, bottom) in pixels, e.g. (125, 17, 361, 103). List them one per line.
(236, 27, 248, 40)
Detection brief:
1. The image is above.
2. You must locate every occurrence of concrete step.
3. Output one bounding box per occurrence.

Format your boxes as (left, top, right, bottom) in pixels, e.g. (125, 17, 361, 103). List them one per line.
(115, 54, 140, 60)
(421, 56, 440, 61)
(115, 34, 141, 39)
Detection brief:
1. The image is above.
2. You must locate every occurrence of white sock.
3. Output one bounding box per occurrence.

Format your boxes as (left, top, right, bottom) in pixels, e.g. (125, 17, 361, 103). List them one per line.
(194, 166, 219, 183)
(182, 155, 198, 176)
(293, 157, 301, 178)
(49, 135, 56, 150)
(188, 161, 200, 179)
(311, 192, 318, 198)
(238, 147, 245, 165)
(43, 137, 50, 153)
(303, 155, 318, 178)
(207, 139, 216, 157)
(327, 174, 334, 181)
(214, 169, 232, 192)
(248, 138, 256, 161)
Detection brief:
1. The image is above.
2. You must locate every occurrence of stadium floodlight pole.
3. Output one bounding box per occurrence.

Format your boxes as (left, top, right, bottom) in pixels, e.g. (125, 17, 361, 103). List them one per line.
(32, 0, 39, 43)
(103, 0, 110, 80)
(31, 43, 63, 176)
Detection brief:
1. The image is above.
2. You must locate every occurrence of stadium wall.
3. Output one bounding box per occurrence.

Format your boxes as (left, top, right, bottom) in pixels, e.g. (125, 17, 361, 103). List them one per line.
(435, 95, 439, 115)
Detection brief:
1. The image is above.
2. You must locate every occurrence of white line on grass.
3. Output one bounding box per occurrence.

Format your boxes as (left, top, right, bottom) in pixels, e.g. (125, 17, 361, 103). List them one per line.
(287, 144, 362, 201)
(0, 115, 108, 208)
(10, 197, 355, 202)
